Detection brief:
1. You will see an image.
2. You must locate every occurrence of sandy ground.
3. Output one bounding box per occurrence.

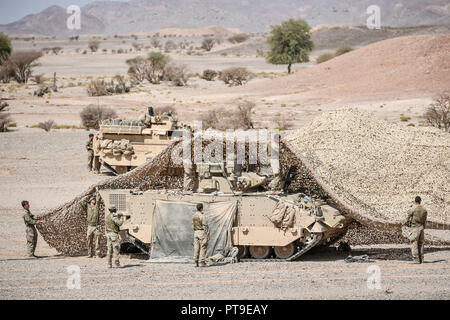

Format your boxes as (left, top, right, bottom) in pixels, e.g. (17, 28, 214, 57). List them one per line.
(0, 247, 449, 300)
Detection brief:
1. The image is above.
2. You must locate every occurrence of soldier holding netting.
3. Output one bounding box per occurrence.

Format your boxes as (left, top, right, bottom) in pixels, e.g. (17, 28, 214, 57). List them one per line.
(192, 203, 209, 267)
(105, 205, 124, 268)
(86, 192, 102, 258)
(21, 201, 41, 258)
(403, 196, 428, 264)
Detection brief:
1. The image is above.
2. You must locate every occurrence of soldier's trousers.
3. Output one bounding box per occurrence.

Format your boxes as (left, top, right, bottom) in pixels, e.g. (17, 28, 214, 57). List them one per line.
(26, 226, 38, 257)
(106, 232, 121, 266)
(410, 227, 425, 262)
(87, 150, 94, 170)
(194, 230, 208, 263)
(87, 226, 101, 257)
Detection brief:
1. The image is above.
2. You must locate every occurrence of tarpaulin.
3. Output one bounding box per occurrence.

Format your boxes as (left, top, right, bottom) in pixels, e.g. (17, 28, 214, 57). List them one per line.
(150, 200, 237, 260)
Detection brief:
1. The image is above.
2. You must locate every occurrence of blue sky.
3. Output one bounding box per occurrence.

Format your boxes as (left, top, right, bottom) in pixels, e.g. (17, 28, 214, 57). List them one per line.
(0, 0, 127, 24)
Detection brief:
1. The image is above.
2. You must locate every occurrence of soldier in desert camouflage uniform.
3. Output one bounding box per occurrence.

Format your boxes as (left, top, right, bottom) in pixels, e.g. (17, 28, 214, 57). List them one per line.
(86, 133, 95, 171)
(87, 192, 102, 258)
(192, 203, 209, 267)
(21, 201, 40, 258)
(105, 205, 124, 268)
(403, 196, 428, 264)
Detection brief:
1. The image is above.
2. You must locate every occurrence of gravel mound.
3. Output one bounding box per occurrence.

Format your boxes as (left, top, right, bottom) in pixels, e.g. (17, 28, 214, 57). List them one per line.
(284, 108, 450, 232)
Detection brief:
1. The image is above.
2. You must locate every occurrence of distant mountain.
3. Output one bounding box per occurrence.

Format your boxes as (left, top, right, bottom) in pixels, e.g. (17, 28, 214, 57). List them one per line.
(1, 0, 449, 36)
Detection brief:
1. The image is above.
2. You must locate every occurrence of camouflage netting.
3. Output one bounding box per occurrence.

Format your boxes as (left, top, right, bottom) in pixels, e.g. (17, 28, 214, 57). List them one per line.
(283, 108, 450, 233)
(37, 109, 450, 255)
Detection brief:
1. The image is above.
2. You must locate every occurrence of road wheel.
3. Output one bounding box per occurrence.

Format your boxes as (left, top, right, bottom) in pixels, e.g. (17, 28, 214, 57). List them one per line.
(237, 246, 249, 259)
(249, 246, 271, 259)
(274, 243, 296, 259)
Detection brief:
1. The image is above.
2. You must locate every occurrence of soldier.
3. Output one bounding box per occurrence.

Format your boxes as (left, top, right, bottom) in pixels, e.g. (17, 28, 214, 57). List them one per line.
(192, 203, 209, 267)
(105, 205, 124, 268)
(86, 133, 95, 172)
(403, 196, 428, 264)
(21, 201, 40, 258)
(86, 192, 101, 258)
(140, 107, 154, 127)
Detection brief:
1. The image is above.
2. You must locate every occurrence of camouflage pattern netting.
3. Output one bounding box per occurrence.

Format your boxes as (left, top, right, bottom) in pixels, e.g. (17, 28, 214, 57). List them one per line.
(283, 108, 450, 232)
(37, 109, 450, 255)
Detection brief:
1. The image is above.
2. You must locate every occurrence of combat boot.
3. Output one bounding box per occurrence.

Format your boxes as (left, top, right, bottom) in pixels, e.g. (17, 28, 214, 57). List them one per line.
(195, 261, 199, 267)
(199, 262, 207, 267)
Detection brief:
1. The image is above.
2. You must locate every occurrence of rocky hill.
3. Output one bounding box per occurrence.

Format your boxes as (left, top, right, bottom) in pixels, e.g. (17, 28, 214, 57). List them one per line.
(1, 0, 449, 36)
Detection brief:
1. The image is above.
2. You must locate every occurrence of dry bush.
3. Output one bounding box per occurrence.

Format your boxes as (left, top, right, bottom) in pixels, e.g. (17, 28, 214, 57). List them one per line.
(164, 40, 177, 53)
(154, 106, 177, 117)
(52, 47, 63, 55)
(34, 74, 45, 84)
(424, 93, 450, 132)
(87, 79, 110, 96)
(335, 45, 353, 56)
(87, 77, 130, 96)
(127, 52, 170, 84)
(275, 116, 293, 131)
(237, 101, 256, 130)
(163, 63, 190, 86)
(80, 105, 117, 130)
(151, 38, 162, 49)
(219, 67, 254, 86)
(201, 38, 215, 52)
(228, 33, 249, 44)
(316, 52, 334, 64)
(5, 50, 43, 83)
(202, 69, 218, 81)
(0, 63, 14, 83)
(202, 101, 256, 131)
(0, 102, 12, 132)
(88, 40, 100, 53)
(132, 42, 143, 52)
(38, 119, 55, 132)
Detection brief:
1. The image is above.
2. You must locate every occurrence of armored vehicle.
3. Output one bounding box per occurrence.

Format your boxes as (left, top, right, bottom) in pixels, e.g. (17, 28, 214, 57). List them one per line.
(99, 161, 350, 261)
(93, 107, 185, 175)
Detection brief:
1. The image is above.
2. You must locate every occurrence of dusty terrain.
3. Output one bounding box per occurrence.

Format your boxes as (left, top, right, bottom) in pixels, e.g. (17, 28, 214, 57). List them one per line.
(1, 31, 449, 300)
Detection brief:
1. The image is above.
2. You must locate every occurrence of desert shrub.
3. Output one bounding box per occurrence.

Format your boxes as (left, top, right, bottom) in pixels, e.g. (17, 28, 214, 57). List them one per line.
(163, 63, 190, 86)
(202, 69, 218, 81)
(316, 53, 334, 64)
(151, 38, 162, 49)
(5, 50, 43, 83)
(275, 116, 293, 131)
(228, 33, 249, 44)
(164, 40, 177, 53)
(0, 32, 12, 64)
(335, 45, 353, 56)
(52, 47, 63, 55)
(424, 93, 450, 132)
(87, 79, 109, 96)
(202, 101, 256, 131)
(132, 42, 143, 52)
(201, 38, 215, 52)
(154, 106, 177, 117)
(219, 67, 254, 86)
(0, 102, 12, 132)
(88, 40, 100, 53)
(87, 77, 130, 96)
(127, 52, 170, 84)
(80, 105, 117, 130)
(38, 119, 55, 132)
(34, 74, 45, 84)
(0, 63, 14, 83)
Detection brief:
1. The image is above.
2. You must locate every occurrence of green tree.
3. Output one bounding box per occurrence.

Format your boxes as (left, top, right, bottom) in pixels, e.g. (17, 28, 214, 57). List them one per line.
(266, 19, 314, 74)
(0, 32, 12, 64)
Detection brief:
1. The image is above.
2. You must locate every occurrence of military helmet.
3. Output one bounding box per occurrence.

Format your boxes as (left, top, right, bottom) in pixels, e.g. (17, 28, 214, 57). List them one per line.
(109, 205, 117, 212)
